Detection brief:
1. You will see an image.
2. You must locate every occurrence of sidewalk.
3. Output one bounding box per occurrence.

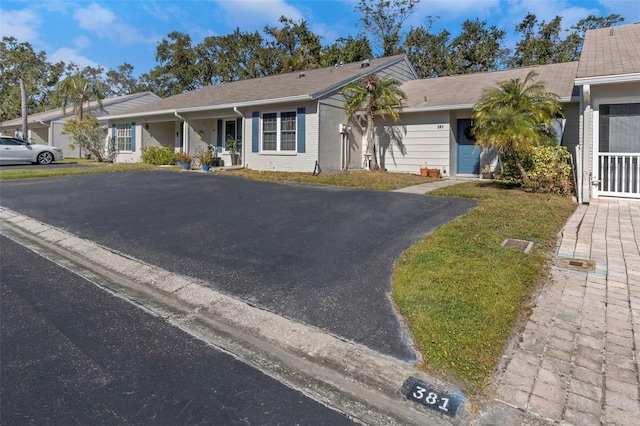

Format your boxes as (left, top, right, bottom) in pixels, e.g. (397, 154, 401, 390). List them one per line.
(391, 177, 472, 194)
(495, 199, 640, 425)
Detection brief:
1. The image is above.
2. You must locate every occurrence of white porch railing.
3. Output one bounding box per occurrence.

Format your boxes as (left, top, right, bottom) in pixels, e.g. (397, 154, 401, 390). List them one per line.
(597, 153, 640, 198)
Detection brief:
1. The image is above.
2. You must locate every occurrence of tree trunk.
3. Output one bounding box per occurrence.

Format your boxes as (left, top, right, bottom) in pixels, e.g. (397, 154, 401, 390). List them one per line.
(367, 110, 379, 170)
(19, 77, 28, 140)
(514, 155, 529, 182)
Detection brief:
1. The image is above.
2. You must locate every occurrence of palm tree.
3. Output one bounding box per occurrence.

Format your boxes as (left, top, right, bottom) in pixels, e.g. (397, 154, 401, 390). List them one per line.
(472, 71, 563, 182)
(58, 73, 106, 121)
(342, 74, 407, 170)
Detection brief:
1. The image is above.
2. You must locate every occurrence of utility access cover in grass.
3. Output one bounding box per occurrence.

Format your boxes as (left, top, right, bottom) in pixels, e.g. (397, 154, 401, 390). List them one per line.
(502, 238, 534, 253)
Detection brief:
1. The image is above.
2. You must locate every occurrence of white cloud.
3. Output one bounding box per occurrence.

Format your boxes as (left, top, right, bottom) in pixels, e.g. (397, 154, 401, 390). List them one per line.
(417, 0, 501, 14)
(598, 0, 640, 24)
(72, 2, 156, 46)
(74, 2, 116, 29)
(73, 35, 91, 50)
(505, 0, 598, 25)
(49, 46, 100, 69)
(0, 8, 42, 42)
(214, 0, 304, 30)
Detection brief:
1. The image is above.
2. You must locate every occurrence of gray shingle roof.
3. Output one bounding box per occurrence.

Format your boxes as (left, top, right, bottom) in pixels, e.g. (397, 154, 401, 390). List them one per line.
(114, 55, 410, 117)
(401, 62, 579, 110)
(0, 92, 160, 127)
(577, 22, 640, 79)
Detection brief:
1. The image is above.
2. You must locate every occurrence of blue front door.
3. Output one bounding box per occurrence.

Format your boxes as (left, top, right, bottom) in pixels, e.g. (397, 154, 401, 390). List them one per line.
(457, 119, 480, 175)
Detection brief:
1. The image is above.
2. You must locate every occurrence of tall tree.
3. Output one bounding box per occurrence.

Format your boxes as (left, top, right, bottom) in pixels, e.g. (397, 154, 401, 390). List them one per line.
(197, 28, 268, 84)
(510, 14, 565, 67)
(57, 71, 108, 121)
(404, 20, 452, 77)
(0, 37, 61, 135)
(106, 63, 140, 96)
(321, 36, 373, 67)
(141, 31, 200, 96)
(472, 71, 563, 182)
(342, 74, 407, 170)
(449, 19, 508, 74)
(510, 13, 625, 67)
(355, 0, 419, 57)
(264, 16, 323, 72)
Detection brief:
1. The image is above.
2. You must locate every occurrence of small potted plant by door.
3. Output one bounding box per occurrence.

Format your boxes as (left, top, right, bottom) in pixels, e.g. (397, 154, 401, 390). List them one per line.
(427, 168, 440, 178)
(199, 150, 213, 171)
(482, 164, 493, 179)
(226, 137, 241, 166)
(419, 162, 428, 177)
(177, 152, 191, 170)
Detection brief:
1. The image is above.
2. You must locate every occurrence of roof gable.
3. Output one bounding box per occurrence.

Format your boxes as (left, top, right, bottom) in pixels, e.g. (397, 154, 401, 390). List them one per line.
(0, 92, 160, 127)
(109, 55, 414, 118)
(577, 22, 640, 79)
(401, 62, 579, 111)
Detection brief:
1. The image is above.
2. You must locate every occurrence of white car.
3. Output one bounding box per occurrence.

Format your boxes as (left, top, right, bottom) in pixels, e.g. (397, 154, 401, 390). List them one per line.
(0, 136, 64, 165)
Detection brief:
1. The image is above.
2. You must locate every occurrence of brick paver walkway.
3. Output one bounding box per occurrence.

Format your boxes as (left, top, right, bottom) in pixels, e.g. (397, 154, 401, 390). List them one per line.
(496, 199, 640, 425)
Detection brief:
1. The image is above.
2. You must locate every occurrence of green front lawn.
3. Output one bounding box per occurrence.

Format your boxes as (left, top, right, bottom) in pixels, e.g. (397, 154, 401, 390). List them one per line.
(225, 170, 575, 393)
(393, 182, 575, 393)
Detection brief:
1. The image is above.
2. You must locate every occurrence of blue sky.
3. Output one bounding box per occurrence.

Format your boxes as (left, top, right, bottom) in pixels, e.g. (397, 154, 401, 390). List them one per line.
(1, 0, 638, 77)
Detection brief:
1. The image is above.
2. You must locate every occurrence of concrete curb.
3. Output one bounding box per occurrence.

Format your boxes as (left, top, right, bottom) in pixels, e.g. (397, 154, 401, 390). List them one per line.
(0, 207, 553, 425)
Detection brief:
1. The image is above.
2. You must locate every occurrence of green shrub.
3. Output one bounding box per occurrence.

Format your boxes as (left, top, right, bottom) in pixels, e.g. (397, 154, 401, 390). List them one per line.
(499, 146, 573, 195)
(525, 145, 573, 194)
(141, 146, 177, 165)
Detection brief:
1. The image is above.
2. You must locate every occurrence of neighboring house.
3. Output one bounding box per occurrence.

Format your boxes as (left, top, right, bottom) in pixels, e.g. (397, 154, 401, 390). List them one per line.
(102, 22, 639, 204)
(103, 57, 579, 178)
(102, 55, 418, 171)
(575, 22, 640, 202)
(379, 61, 580, 177)
(0, 92, 160, 159)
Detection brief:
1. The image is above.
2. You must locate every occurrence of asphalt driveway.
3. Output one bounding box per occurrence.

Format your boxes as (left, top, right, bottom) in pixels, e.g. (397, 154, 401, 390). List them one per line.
(0, 171, 477, 360)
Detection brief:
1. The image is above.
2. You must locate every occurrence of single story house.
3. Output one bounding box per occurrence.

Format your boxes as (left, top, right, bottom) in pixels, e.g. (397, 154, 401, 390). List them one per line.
(575, 22, 640, 202)
(376, 61, 580, 177)
(102, 55, 418, 172)
(104, 57, 579, 178)
(0, 91, 160, 159)
(103, 23, 639, 203)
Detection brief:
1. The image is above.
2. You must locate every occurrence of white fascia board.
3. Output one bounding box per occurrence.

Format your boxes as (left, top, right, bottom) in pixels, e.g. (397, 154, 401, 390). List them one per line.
(98, 109, 178, 121)
(401, 104, 475, 113)
(401, 97, 576, 114)
(575, 72, 640, 86)
(178, 95, 313, 114)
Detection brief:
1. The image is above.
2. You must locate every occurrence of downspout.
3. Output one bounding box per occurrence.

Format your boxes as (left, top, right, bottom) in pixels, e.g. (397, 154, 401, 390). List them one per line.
(581, 84, 591, 204)
(38, 120, 52, 146)
(234, 107, 244, 167)
(174, 111, 187, 153)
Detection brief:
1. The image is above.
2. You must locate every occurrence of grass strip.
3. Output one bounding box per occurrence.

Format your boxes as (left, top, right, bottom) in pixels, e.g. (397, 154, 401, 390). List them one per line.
(0, 162, 157, 180)
(220, 169, 433, 191)
(392, 181, 575, 394)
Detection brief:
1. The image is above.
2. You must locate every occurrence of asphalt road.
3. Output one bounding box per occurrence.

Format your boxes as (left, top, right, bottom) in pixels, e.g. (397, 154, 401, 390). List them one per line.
(0, 235, 355, 425)
(0, 170, 477, 360)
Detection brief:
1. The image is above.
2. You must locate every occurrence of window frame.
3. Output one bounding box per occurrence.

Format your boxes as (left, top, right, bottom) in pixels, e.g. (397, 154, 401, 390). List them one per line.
(261, 110, 297, 153)
(116, 123, 132, 152)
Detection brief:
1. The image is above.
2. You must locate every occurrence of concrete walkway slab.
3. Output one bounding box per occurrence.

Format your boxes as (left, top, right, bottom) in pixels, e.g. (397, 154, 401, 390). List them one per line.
(391, 178, 473, 194)
(495, 199, 640, 425)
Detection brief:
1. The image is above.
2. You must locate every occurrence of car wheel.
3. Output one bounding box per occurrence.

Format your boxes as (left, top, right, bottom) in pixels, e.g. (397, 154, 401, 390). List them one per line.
(37, 151, 54, 165)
